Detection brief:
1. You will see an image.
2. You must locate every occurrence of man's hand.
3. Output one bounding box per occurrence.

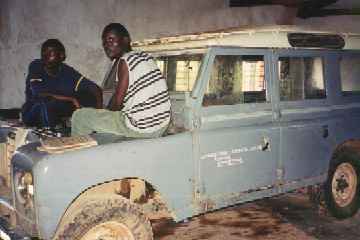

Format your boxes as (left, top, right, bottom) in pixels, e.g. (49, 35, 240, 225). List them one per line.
(38, 92, 53, 98)
(72, 98, 81, 109)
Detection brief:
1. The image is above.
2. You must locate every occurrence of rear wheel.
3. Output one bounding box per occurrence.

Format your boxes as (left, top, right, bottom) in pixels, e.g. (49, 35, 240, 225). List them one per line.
(57, 197, 153, 240)
(324, 150, 360, 219)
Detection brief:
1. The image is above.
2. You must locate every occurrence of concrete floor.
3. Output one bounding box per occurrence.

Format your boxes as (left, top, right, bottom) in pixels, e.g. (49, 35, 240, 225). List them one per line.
(153, 193, 360, 240)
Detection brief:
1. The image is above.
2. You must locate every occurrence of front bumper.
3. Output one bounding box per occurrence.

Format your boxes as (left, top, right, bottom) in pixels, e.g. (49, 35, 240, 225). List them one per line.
(0, 196, 31, 240)
(0, 209, 30, 240)
(0, 217, 30, 240)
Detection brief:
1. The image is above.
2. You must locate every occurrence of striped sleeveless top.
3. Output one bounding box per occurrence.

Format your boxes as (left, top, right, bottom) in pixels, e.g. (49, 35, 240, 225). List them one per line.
(120, 51, 171, 133)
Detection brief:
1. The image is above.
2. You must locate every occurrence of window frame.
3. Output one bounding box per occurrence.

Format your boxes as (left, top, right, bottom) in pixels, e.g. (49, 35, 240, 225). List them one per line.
(274, 49, 331, 110)
(338, 51, 360, 98)
(203, 54, 267, 106)
(154, 52, 204, 93)
(196, 47, 274, 122)
(278, 55, 326, 102)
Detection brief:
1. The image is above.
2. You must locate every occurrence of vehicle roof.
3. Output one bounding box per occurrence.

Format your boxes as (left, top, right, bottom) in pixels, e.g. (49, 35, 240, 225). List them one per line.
(132, 25, 360, 52)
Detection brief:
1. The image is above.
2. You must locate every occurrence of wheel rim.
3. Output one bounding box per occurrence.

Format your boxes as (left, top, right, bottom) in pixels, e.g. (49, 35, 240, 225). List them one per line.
(80, 221, 135, 240)
(332, 162, 358, 208)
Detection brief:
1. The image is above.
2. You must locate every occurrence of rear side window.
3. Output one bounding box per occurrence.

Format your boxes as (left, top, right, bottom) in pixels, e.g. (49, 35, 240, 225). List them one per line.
(203, 55, 267, 106)
(340, 55, 360, 96)
(279, 57, 325, 101)
(156, 54, 203, 92)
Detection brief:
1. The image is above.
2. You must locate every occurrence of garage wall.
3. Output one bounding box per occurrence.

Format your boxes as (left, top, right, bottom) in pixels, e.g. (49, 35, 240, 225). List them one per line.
(0, 0, 358, 108)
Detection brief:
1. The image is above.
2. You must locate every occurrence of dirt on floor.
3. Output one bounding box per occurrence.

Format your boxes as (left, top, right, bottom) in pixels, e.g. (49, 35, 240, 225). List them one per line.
(152, 193, 360, 240)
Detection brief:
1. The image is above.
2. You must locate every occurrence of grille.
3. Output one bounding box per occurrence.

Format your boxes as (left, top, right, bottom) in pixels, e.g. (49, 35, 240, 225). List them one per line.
(0, 134, 15, 187)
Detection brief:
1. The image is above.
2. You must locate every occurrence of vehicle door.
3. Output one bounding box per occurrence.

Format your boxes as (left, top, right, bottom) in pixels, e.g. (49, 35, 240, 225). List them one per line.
(336, 51, 360, 140)
(194, 48, 280, 208)
(274, 49, 335, 187)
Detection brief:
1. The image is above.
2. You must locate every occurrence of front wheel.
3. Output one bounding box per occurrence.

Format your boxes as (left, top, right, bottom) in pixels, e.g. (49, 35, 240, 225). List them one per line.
(57, 197, 153, 240)
(324, 151, 360, 219)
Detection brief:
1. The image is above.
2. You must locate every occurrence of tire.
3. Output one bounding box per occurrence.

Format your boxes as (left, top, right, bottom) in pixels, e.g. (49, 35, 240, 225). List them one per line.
(324, 148, 360, 219)
(56, 197, 153, 240)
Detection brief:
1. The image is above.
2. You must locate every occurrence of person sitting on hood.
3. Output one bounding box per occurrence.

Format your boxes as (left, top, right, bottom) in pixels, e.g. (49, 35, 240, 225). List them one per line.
(22, 39, 102, 128)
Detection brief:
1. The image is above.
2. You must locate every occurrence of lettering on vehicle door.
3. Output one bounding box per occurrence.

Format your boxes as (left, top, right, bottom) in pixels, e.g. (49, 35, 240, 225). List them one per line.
(201, 145, 263, 168)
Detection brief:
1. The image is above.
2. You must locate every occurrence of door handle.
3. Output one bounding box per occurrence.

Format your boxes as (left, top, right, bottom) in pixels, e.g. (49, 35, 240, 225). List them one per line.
(262, 137, 270, 151)
(322, 125, 329, 138)
(273, 110, 281, 121)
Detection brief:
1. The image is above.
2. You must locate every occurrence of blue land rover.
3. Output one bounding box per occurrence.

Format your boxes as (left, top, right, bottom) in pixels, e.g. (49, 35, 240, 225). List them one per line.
(1, 26, 360, 239)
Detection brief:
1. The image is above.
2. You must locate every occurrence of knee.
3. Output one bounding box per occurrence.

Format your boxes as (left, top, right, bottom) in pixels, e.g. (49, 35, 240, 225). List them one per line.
(72, 108, 87, 120)
(71, 108, 99, 126)
(71, 109, 84, 127)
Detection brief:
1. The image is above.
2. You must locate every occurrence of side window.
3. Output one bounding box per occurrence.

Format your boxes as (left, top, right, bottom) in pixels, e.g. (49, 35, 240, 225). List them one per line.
(279, 57, 326, 101)
(155, 55, 202, 92)
(340, 55, 360, 96)
(203, 55, 266, 106)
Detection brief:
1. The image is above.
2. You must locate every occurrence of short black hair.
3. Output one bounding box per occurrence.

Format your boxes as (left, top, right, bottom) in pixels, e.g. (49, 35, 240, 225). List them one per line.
(41, 39, 66, 55)
(102, 23, 130, 39)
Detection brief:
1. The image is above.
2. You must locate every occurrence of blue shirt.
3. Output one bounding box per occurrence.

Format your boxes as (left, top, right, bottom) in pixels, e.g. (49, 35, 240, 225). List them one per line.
(25, 59, 94, 102)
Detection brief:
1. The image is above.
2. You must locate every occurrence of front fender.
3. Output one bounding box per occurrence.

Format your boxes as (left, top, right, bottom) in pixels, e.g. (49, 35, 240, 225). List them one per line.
(33, 132, 194, 239)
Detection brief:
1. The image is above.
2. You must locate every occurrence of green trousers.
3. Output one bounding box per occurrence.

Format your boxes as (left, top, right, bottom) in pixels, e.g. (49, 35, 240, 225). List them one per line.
(71, 108, 167, 138)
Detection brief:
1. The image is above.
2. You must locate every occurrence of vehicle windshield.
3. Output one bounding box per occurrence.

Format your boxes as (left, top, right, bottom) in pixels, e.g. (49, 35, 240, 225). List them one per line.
(155, 54, 203, 92)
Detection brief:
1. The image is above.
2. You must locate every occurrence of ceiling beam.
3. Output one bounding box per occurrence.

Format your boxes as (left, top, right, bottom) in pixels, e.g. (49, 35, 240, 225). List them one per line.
(228, 0, 360, 18)
(228, 0, 336, 8)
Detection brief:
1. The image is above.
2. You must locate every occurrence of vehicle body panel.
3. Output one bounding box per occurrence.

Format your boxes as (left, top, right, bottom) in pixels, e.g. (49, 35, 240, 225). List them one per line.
(30, 133, 193, 239)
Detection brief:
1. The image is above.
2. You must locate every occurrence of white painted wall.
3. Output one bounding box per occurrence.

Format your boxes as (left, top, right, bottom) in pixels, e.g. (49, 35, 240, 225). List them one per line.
(0, 0, 359, 108)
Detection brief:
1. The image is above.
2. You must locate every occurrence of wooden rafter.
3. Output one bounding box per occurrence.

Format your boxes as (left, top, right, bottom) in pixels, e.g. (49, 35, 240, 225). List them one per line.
(228, 0, 360, 18)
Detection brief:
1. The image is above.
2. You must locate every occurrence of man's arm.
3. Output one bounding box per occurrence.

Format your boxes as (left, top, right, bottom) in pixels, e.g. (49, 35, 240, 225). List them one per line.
(108, 59, 129, 111)
(25, 59, 43, 101)
(88, 84, 103, 109)
(39, 92, 80, 108)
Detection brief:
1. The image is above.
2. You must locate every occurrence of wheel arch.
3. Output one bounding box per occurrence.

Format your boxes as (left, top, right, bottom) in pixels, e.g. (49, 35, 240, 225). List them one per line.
(331, 139, 360, 167)
(53, 177, 175, 239)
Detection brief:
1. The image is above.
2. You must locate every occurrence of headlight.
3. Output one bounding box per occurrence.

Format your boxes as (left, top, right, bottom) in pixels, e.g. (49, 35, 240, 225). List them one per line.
(14, 171, 34, 205)
(12, 167, 37, 235)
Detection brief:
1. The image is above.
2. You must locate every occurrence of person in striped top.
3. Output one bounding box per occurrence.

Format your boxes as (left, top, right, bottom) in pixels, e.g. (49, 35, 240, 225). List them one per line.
(71, 23, 171, 138)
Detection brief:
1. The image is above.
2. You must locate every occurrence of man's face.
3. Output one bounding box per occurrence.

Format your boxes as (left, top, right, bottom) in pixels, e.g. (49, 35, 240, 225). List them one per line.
(102, 31, 127, 60)
(41, 46, 64, 70)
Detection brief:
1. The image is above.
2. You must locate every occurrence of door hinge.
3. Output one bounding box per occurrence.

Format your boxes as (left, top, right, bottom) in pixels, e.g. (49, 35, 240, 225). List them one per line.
(192, 116, 201, 129)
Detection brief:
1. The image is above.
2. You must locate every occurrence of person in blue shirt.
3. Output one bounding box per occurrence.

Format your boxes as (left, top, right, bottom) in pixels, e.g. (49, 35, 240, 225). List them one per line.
(21, 39, 102, 128)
